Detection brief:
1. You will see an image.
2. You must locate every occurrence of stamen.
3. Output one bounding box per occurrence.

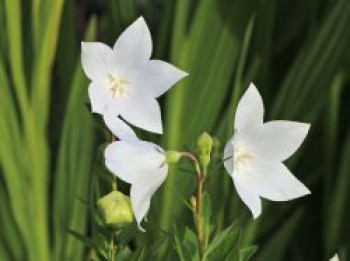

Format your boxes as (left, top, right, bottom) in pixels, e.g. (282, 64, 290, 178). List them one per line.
(107, 74, 130, 98)
(234, 143, 254, 172)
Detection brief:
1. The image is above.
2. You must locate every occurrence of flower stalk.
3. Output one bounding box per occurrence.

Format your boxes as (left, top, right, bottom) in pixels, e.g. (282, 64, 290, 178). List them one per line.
(109, 234, 117, 261)
(182, 151, 205, 259)
(196, 172, 204, 259)
(181, 151, 200, 174)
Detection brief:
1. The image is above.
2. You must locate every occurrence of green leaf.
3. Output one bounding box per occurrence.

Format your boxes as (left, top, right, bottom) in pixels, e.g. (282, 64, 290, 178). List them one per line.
(239, 246, 258, 261)
(254, 210, 303, 261)
(129, 248, 146, 261)
(174, 233, 186, 261)
(204, 223, 241, 260)
(116, 224, 139, 246)
(223, 244, 257, 261)
(325, 131, 350, 254)
(52, 17, 97, 261)
(67, 229, 100, 250)
(202, 191, 212, 247)
(272, 0, 349, 120)
(174, 227, 199, 261)
(116, 247, 133, 260)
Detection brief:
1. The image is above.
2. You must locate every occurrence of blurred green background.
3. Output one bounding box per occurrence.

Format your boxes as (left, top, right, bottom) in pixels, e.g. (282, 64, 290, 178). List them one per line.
(0, 0, 349, 260)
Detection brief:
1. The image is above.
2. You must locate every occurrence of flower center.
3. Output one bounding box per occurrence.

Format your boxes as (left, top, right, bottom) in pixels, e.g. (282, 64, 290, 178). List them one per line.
(108, 75, 130, 98)
(234, 143, 254, 172)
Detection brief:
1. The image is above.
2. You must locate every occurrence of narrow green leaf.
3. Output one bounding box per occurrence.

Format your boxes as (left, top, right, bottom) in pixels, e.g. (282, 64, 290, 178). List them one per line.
(325, 131, 350, 255)
(238, 246, 258, 261)
(68, 229, 100, 250)
(202, 191, 212, 248)
(174, 227, 199, 261)
(204, 223, 241, 260)
(254, 210, 303, 261)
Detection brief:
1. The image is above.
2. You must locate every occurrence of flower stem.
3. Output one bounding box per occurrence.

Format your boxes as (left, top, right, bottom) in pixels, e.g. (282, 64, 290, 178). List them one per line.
(110, 133, 117, 261)
(196, 173, 204, 259)
(109, 234, 117, 261)
(181, 151, 201, 174)
(112, 180, 117, 191)
(181, 152, 205, 259)
(111, 133, 118, 191)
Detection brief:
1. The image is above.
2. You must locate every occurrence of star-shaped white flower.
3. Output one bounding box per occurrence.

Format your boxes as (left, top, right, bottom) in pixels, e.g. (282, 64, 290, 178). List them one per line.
(104, 140, 168, 230)
(81, 17, 188, 139)
(330, 254, 339, 261)
(224, 83, 311, 218)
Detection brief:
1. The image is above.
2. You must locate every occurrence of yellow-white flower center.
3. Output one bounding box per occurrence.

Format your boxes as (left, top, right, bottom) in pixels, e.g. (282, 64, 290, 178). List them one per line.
(234, 143, 254, 172)
(108, 75, 130, 98)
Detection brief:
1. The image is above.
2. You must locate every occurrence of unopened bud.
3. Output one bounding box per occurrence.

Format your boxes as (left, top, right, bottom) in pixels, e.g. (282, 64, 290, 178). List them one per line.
(165, 150, 182, 164)
(197, 132, 213, 171)
(97, 191, 133, 229)
(190, 196, 197, 210)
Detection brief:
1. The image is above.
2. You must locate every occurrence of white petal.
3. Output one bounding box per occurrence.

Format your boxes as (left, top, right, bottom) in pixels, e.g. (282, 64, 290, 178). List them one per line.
(223, 137, 234, 174)
(134, 60, 188, 98)
(330, 254, 339, 261)
(234, 83, 264, 131)
(258, 120, 310, 161)
(113, 17, 152, 69)
(104, 140, 165, 184)
(103, 113, 138, 141)
(88, 83, 109, 114)
(120, 93, 163, 134)
(233, 178, 262, 219)
(235, 158, 310, 201)
(81, 42, 117, 82)
(130, 164, 168, 230)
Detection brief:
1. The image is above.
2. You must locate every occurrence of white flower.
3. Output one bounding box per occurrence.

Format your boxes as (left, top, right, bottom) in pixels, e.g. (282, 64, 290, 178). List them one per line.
(104, 140, 168, 230)
(81, 17, 188, 138)
(330, 254, 339, 261)
(224, 83, 311, 218)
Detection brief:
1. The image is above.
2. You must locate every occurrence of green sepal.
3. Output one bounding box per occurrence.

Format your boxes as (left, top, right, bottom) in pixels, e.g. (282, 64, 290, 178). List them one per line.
(165, 150, 182, 164)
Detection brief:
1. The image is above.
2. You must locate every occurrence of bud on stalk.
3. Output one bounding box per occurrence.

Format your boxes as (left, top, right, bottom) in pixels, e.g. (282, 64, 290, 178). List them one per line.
(197, 132, 213, 174)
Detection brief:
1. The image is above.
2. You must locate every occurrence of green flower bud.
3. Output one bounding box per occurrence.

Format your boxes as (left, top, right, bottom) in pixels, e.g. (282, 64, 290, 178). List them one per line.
(197, 132, 213, 171)
(165, 150, 182, 164)
(190, 196, 197, 210)
(97, 191, 133, 229)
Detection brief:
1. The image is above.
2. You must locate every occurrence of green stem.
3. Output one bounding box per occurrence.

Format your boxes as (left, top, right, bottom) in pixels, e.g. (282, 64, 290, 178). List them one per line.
(182, 152, 205, 259)
(112, 180, 117, 191)
(109, 234, 116, 261)
(196, 173, 204, 259)
(110, 134, 118, 261)
(111, 133, 118, 192)
(181, 152, 201, 174)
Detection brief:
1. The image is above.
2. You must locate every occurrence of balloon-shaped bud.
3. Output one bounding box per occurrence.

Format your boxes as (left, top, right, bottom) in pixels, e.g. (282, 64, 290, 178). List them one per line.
(97, 191, 133, 229)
